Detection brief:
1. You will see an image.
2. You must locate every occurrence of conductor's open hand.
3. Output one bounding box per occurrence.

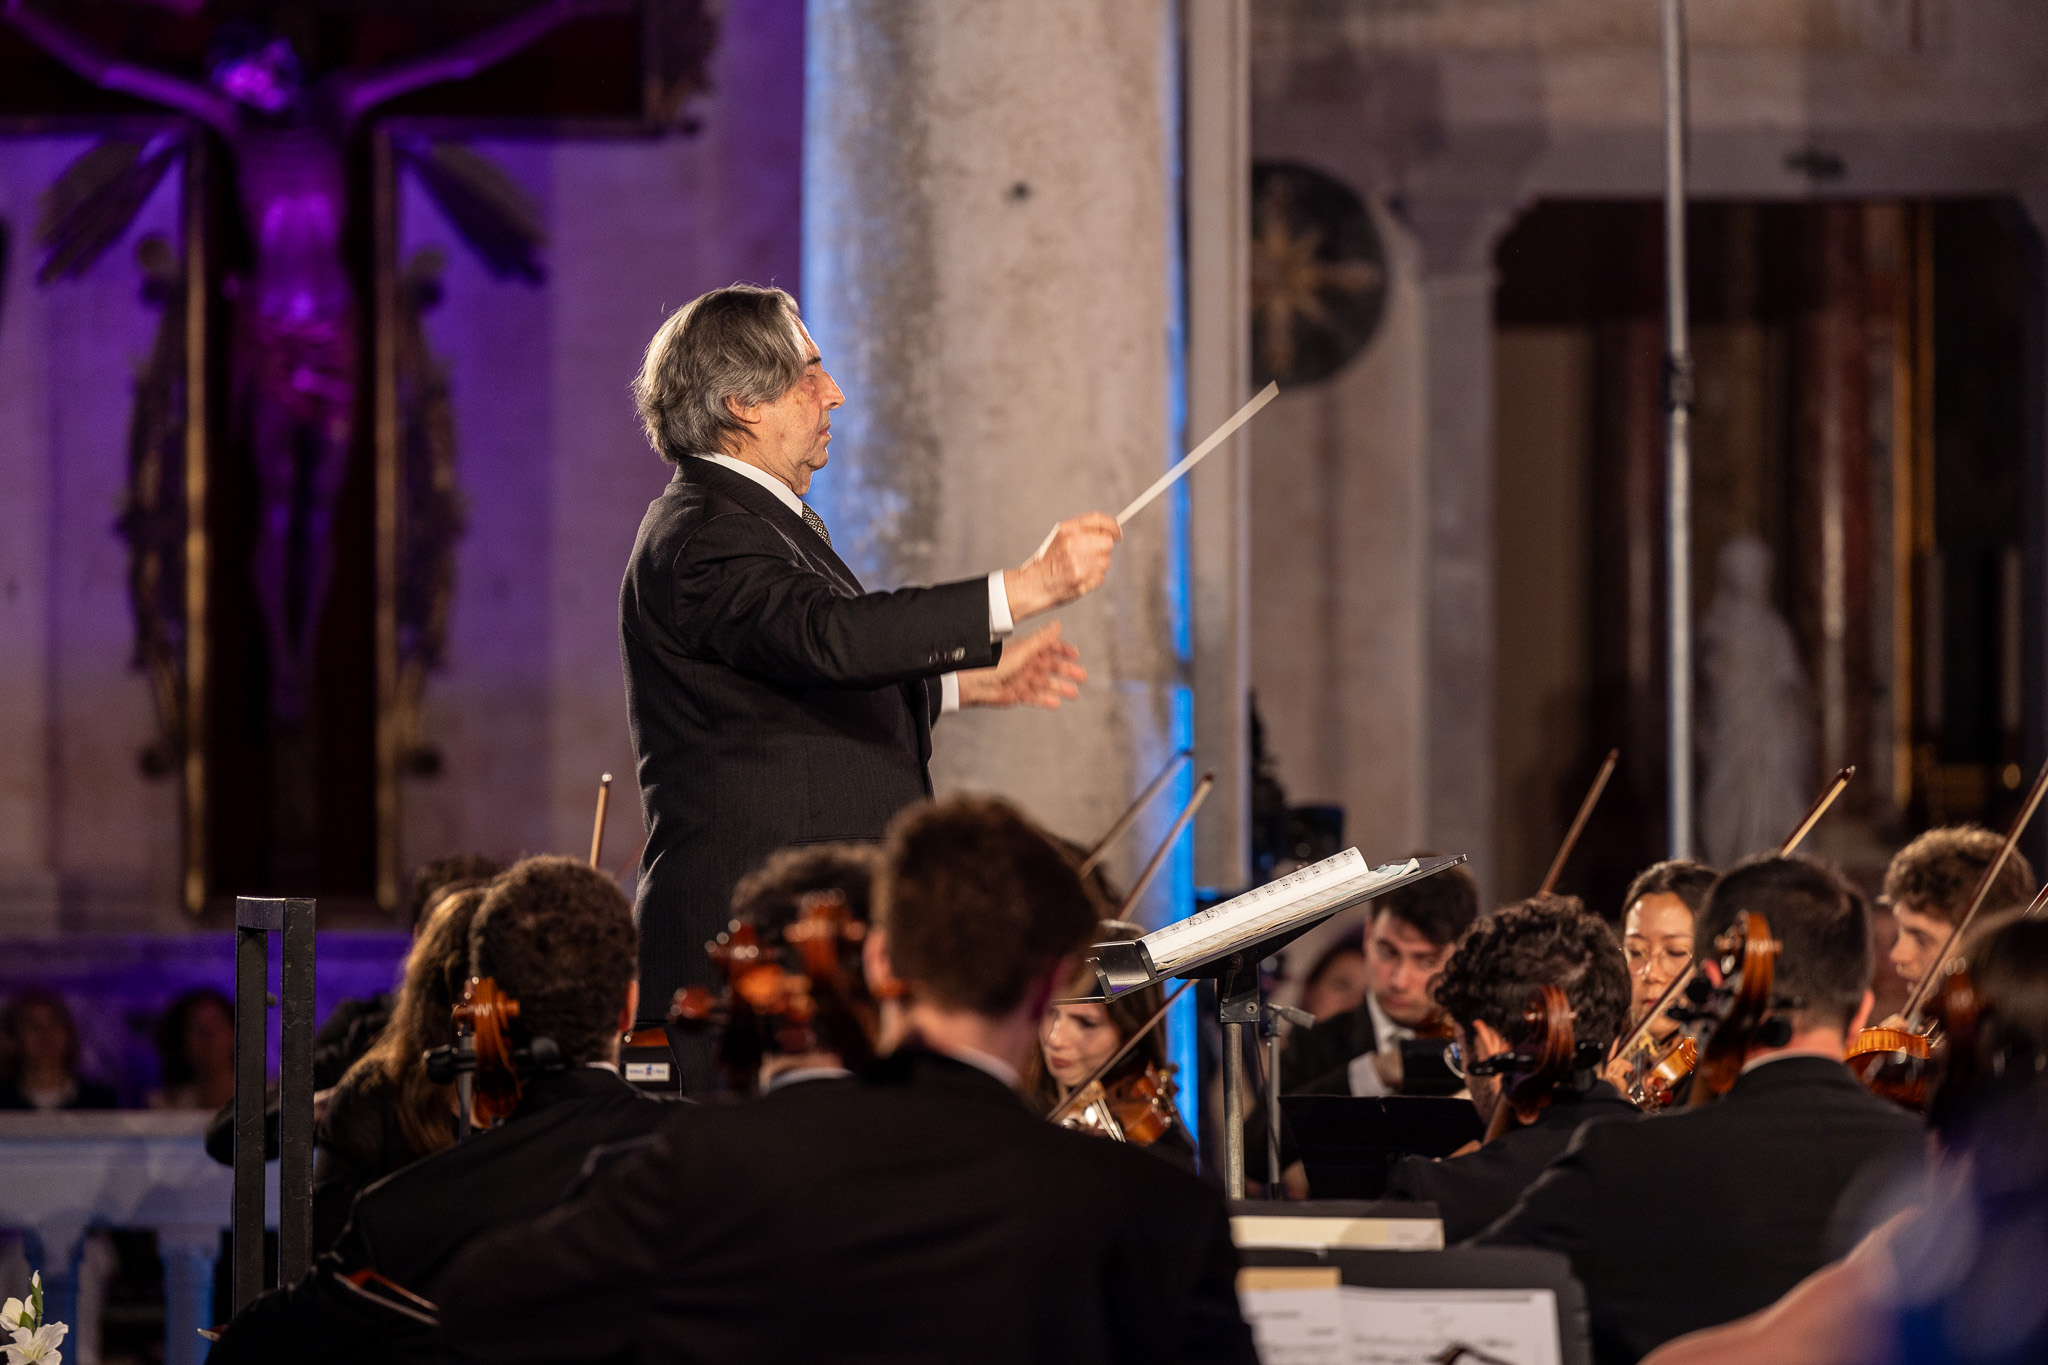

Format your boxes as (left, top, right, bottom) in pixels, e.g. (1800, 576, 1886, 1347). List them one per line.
(1005, 513, 1121, 620)
(958, 621, 1086, 710)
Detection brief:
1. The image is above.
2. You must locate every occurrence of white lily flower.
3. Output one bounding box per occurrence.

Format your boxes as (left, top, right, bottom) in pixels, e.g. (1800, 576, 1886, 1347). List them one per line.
(3, 1319, 65, 1365)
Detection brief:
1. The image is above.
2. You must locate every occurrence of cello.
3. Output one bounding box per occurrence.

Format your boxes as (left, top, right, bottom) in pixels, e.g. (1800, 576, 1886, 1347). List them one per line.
(422, 976, 566, 1136)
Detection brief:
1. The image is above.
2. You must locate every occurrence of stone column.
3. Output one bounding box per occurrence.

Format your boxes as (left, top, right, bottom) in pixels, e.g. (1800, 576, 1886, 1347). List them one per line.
(1404, 198, 1520, 908)
(804, 0, 1185, 917)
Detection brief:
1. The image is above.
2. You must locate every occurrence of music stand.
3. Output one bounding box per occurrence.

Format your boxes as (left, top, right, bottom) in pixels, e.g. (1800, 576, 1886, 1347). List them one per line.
(1073, 852, 1467, 1197)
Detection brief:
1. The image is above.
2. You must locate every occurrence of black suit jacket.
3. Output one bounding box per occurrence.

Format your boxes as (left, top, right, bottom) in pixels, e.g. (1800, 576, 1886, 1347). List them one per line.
(441, 1049, 1258, 1365)
(1473, 1057, 1924, 1365)
(1382, 1081, 1639, 1243)
(211, 1068, 680, 1365)
(1281, 1002, 1460, 1097)
(622, 458, 1000, 1006)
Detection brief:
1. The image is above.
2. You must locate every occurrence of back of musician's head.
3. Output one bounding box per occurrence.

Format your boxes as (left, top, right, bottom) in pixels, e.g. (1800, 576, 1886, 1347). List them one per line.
(1884, 825, 2035, 925)
(1698, 857, 1871, 1031)
(1622, 858, 1716, 920)
(1376, 855, 1479, 948)
(726, 843, 881, 1079)
(878, 795, 1101, 1017)
(1431, 893, 1632, 1055)
(633, 284, 808, 462)
(470, 856, 638, 1066)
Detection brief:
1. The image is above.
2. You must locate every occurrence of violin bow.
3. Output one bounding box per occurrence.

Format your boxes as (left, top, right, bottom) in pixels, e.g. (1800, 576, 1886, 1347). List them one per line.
(1115, 774, 1215, 917)
(1899, 759, 2048, 1028)
(1081, 750, 1191, 876)
(1611, 767, 1854, 1064)
(1778, 766, 1854, 857)
(1046, 979, 1195, 1124)
(588, 772, 613, 868)
(2025, 881, 2048, 919)
(1539, 749, 1618, 895)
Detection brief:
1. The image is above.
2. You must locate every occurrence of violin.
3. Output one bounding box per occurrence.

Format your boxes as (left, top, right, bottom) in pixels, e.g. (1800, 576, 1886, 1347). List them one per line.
(423, 976, 566, 1135)
(1670, 911, 1796, 1105)
(1847, 761, 2048, 1109)
(668, 891, 875, 1069)
(1057, 1062, 1185, 1147)
(1465, 984, 1602, 1143)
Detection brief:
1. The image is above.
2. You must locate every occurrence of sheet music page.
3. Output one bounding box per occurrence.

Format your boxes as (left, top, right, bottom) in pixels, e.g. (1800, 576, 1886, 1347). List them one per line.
(1143, 849, 1423, 974)
(1238, 1287, 1347, 1365)
(1339, 1287, 1560, 1365)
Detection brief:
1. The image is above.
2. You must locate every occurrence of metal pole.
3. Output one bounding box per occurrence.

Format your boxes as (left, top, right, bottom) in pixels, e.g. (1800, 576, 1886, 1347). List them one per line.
(1265, 1025, 1283, 1195)
(277, 899, 317, 1283)
(1223, 1022, 1247, 1198)
(1662, 0, 1695, 860)
(231, 902, 271, 1312)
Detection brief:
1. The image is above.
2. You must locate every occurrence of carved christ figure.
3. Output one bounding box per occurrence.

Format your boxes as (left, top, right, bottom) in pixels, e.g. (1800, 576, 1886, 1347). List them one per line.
(5, 0, 595, 720)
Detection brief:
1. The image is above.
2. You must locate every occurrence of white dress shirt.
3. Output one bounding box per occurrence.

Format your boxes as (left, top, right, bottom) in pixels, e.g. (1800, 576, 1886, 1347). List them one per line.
(691, 453, 1013, 713)
(1345, 992, 1418, 1098)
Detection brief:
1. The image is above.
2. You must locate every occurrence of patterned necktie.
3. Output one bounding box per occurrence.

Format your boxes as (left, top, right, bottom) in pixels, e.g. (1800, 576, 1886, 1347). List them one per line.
(801, 502, 832, 548)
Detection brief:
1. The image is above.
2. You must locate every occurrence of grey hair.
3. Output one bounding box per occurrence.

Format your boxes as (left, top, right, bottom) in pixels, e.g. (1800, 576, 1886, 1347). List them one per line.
(632, 285, 809, 461)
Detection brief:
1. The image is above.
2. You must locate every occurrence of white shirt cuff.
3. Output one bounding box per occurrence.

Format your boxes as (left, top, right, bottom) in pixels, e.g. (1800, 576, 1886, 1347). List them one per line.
(1347, 1051, 1394, 1098)
(987, 570, 1014, 639)
(940, 672, 960, 714)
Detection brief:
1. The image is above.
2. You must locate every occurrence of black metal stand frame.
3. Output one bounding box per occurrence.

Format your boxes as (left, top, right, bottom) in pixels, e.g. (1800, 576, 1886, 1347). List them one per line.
(232, 896, 316, 1310)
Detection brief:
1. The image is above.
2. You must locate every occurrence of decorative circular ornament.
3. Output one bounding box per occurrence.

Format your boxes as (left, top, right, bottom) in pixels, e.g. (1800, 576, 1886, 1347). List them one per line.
(1250, 162, 1387, 387)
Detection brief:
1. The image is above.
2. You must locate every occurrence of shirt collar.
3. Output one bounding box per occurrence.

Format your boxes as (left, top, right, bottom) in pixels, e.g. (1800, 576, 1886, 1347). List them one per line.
(690, 452, 806, 518)
(1367, 991, 1415, 1046)
(762, 1065, 854, 1094)
(925, 1042, 1022, 1092)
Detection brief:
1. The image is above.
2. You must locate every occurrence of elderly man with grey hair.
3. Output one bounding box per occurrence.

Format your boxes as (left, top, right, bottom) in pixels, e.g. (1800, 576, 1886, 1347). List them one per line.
(621, 284, 1119, 1040)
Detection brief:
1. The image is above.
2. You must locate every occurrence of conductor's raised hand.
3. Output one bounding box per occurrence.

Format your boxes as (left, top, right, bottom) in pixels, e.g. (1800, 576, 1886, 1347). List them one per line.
(957, 622, 1086, 710)
(1005, 512, 1122, 620)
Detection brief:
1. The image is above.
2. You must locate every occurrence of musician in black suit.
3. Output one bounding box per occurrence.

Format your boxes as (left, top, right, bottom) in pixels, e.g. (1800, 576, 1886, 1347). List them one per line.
(1383, 893, 1639, 1241)
(210, 857, 679, 1365)
(1282, 861, 1479, 1097)
(440, 795, 1257, 1365)
(1474, 857, 1925, 1365)
(622, 285, 1121, 1017)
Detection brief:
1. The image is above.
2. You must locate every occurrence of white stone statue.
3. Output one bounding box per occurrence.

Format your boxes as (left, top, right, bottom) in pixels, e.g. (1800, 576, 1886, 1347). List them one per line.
(1697, 536, 1815, 866)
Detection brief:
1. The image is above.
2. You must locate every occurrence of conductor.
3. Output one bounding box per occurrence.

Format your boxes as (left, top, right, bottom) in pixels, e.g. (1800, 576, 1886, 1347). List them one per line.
(622, 285, 1120, 1017)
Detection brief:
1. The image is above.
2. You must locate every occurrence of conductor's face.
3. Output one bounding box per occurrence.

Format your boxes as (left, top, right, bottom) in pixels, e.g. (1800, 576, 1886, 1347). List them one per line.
(725, 321, 845, 497)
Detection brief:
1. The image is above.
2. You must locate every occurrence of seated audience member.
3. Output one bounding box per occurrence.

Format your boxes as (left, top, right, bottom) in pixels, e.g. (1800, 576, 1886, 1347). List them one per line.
(152, 987, 237, 1110)
(211, 856, 674, 1365)
(1382, 894, 1637, 1241)
(712, 843, 886, 1095)
(310, 886, 488, 1252)
(439, 795, 1256, 1365)
(0, 989, 118, 1111)
(1604, 859, 1715, 1100)
(1297, 933, 1371, 1021)
(1283, 859, 1480, 1097)
(1474, 857, 1925, 1365)
(1031, 919, 1198, 1170)
(1882, 826, 2033, 990)
(1643, 913, 2048, 1365)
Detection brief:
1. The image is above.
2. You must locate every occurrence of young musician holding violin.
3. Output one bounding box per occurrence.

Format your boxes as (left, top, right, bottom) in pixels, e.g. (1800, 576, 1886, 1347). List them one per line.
(1878, 826, 2034, 991)
(1604, 859, 1715, 1106)
(210, 857, 679, 1365)
(1032, 919, 1197, 1170)
(1474, 857, 1924, 1365)
(1283, 860, 1479, 1097)
(1381, 894, 1638, 1242)
(1644, 914, 2048, 1365)
(440, 795, 1256, 1365)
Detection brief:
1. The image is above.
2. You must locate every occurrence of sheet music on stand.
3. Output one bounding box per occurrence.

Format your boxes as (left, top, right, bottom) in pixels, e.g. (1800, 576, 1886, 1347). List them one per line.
(1240, 1284, 1561, 1365)
(1080, 851, 1467, 997)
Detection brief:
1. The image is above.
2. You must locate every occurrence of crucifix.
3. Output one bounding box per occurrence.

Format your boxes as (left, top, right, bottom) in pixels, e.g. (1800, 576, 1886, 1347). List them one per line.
(3, 0, 715, 911)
